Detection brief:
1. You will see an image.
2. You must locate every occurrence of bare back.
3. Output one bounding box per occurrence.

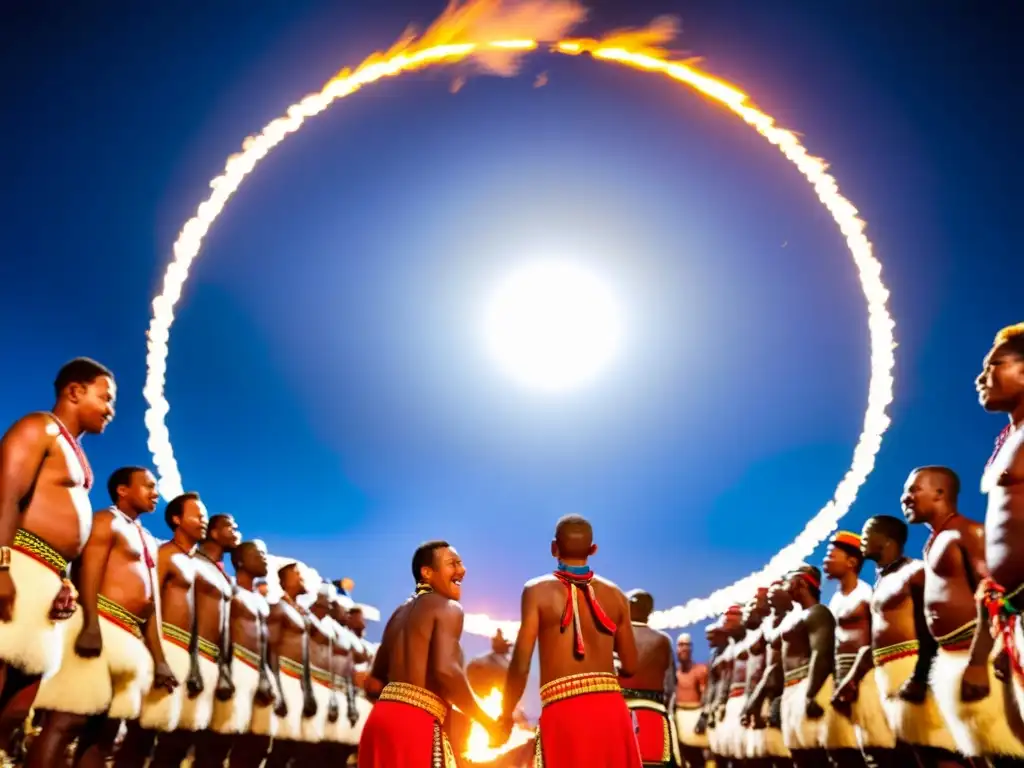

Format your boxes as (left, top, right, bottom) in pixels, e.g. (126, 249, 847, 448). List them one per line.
(870, 559, 924, 650)
(374, 592, 461, 699)
(528, 573, 633, 686)
(102, 511, 157, 621)
(985, 430, 1024, 592)
(157, 541, 197, 631)
(924, 517, 984, 638)
(622, 624, 672, 692)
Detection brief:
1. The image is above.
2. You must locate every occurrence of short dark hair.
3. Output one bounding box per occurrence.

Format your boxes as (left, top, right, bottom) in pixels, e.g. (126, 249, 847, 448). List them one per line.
(107, 466, 149, 504)
(231, 541, 259, 571)
(867, 515, 908, 550)
(913, 466, 961, 504)
(54, 357, 113, 399)
(789, 565, 822, 601)
(554, 514, 593, 559)
(411, 540, 449, 583)
(278, 563, 298, 583)
(832, 542, 864, 574)
(164, 491, 200, 531)
(208, 514, 233, 533)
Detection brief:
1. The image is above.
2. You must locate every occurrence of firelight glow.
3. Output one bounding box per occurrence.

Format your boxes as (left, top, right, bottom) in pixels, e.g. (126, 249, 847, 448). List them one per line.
(481, 260, 624, 392)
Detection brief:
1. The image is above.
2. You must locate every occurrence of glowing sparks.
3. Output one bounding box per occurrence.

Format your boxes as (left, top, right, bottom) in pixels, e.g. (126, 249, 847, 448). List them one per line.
(144, 1, 897, 632)
(464, 688, 535, 762)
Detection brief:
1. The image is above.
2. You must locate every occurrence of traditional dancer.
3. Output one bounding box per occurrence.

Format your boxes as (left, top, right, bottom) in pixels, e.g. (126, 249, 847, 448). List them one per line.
(115, 492, 207, 768)
(825, 530, 895, 767)
(901, 465, 1024, 762)
(698, 619, 727, 761)
(29, 467, 171, 767)
(312, 586, 353, 764)
(335, 594, 372, 757)
(500, 515, 642, 767)
(620, 589, 680, 767)
(742, 583, 791, 767)
(297, 576, 337, 757)
(716, 604, 746, 765)
(360, 540, 499, 767)
(0, 358, 115, 754)
(777, 565, 833, 768)
(735, 589, 771, 767)
(217, 540, 276, 768)
(860, 514, 964, 766)
(673, 632, 708, 768)
(974, 323, 1024, 741)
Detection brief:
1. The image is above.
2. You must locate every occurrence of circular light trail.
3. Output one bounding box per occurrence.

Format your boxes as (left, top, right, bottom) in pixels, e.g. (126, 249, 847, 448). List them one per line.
(143, 12, 896, 633)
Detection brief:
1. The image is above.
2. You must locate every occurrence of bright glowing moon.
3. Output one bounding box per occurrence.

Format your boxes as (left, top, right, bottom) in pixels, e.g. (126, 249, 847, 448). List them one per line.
(482, 261, 624, 392)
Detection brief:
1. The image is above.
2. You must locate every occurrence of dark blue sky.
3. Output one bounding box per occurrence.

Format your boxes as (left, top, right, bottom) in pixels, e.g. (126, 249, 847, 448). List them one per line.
(2, 0, 1021, 662)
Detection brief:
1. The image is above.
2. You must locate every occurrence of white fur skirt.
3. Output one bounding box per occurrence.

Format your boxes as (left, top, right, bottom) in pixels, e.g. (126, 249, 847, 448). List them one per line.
(177, 652, 220, 731)
(673, 704, 708, 748)
(931, 644, 1024, 757)
(210, 652, 262, 735)
(719, 695, 746, 757)
(781, 674, 832, 750)
(744, 698, 789, 759)
(138, 638, 192, 732)
(270, 671, 306, 742)
(0, 549, 70, 677)
(341, 691, 373, 745)
(874, 651, 956, 751)
(300, 676, 332, 742)
(33, 607, 153, 719)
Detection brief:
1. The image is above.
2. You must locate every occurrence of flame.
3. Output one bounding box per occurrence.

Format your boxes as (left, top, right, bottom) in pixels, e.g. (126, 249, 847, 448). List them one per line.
(464, 688, 535, 763)
(144, 2, 896, 632)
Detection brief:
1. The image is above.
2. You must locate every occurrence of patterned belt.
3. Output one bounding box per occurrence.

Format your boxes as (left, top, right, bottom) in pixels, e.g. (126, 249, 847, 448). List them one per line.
(784, 664, 809, 687)
(98, 595, 144, 639)
(935, 620, 976, 652)
(232, 643, 262, 670)
(621, 687, 667, 705)
(311, 665, 333, 688)
(379, 682, 447, 724)
(279, 656, 304, 680)
(12, 528, 69, 576)
(162, 622, 220, 662)
(872, 639, 919, 666)
(539, 672, 620, 707)
(835, 652, 858, 680)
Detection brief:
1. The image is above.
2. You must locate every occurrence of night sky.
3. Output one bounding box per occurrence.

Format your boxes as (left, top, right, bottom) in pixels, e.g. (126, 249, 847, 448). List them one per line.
(2, 0, 1021, 677)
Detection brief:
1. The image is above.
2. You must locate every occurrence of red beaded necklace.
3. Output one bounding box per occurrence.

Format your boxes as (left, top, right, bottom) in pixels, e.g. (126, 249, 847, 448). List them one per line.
(50, 414, 93, 491)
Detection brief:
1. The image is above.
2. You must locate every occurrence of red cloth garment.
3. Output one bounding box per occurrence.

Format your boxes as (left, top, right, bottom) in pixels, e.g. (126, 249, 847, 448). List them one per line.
(359, 683, 455, 768)
(629, 706, 674, 765)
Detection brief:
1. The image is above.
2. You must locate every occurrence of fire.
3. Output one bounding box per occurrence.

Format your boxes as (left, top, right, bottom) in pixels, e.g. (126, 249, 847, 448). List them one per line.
(464, 688, 535, 763)
(145, 0, 896, 635)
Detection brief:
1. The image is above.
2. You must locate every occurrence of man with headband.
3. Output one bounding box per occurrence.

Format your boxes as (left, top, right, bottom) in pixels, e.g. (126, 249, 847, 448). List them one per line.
(825, 530, 895, 767)
(673, 630, 708, 766)
(734, 588, 772, 766)
(620, 589, 680, 767)
(713, 604, 746, 764)
(744, 580, 792, 766)
(500, 515, 641, 766)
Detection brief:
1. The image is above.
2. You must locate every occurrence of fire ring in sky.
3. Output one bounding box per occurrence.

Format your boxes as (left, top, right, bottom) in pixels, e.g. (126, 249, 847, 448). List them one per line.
(142, 6, 896, 633)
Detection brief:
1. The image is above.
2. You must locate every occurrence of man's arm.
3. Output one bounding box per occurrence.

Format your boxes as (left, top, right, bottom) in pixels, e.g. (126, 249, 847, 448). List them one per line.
(267, 608, 288, 716)
(904, 567, 936, 701)
(959, 523, 996, 699)
(804, 606, 836, 714)
(431, 600, 493, 728)
(73, 511, 116, 657)
(503, 585, 539, 720)
(664, 635, 677, 709)
(614, 590, 639, 676)
(0, 415, 49, 552)
(144, 547, 175, 690)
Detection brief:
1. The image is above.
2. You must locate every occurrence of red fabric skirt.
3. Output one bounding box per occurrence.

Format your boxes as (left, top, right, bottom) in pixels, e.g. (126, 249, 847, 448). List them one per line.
(537, 691, 643, 768)
(359, 699, 452, 767)
(630, 706, 673, 765)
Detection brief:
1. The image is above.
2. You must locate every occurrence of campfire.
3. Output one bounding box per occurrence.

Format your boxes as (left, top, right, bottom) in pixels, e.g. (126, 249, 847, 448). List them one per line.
(463, 688, 536, 764)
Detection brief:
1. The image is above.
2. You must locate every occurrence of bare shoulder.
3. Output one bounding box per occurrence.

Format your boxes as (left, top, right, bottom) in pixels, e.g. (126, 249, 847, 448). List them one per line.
(592, 574, 622, 592)
(92, 507, 116, 530)
(954, 515, 985, 541)
(524, 574, 557, 591)
(807, 603, 834, 623)
(1, 412, 54, 446)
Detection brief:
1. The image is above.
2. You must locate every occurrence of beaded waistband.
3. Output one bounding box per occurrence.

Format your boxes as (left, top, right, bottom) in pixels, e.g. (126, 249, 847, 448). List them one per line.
(279, 656, 304, 680)
(311, 666, 333, 688)
(379, 682, 447, 723)
(233, 643, 262, 670)
(872, 639, 919, 666)
(621, 687, 667, 705)
(784, 664, 809, 686)
(935, 620, 976, 652)
(13, 529, 69, 575)
(540, 672, 620, 707)
(98, 595, 144, 639)
(162, 622, 220, 662)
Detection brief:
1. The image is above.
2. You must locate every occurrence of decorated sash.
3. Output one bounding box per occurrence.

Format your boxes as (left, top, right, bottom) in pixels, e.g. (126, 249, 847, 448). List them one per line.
(553, 565, 616, 657)
(872, 639, 919, 667)
(98, 594, 144, 639)
(978, 578, 1024, 686)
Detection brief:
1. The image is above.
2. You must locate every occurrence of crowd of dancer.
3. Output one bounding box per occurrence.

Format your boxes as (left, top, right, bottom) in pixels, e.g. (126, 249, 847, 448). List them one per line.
(0, 357, 376, 766)
(0, 320, 1021, 768)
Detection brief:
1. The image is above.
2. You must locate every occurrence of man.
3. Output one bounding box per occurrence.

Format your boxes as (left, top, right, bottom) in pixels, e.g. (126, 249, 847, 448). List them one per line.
(859, 514, 961, 765)
(825, 530, 894, 766)
(29, 467, 175, 767)
(467, 630, 512, 696)
(746, 579, 794, 767)
(778, 565, 833, 768)
(735, 588, 770, 766)
(697, 619, 727, 762)
(500, 515, 641, 767)
(331, 593, 370, 759)
(620, 589, 680, 767)
(903, 466, 1024, 761)
(211, 539, 276, 768)
(673, 632, 708, 767)
(975, 323, 1024, 730)
(0, 357, 115, 753)
(360, 540, 499, 767)
(312, 585, 352, 763)
(190, 514, 243, 768)
(713, 604, 746, 765)
(298, 571, 336, 755)
(116, 492, 208, 768)
(264, 562, 315, 767)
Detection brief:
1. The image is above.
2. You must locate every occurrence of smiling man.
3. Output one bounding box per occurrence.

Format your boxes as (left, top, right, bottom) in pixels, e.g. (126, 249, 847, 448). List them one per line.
(359, 540, 499, 767)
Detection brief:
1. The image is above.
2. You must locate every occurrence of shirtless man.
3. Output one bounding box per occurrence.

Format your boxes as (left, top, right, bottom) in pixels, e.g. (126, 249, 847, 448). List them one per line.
(0, 358, 115, 754)
(697, 619, 727, 760)
(903, 466, 1024, 762)
(736, 589, 771, 767)
(975, 323, 1024, 733)
(297, 572, 337, 757)
(777, 565, 833, 768)
(360, 540, 500, 766)
(826, 530, 895, 767)
(30, 467, 174, 767)
(742, 583, 790, 767)
(332, 594, 369, 758)
(500, 515, 641, 767)
(620, 589, 679, 767)
(714, 605, 747, 765)
(214, 540, 276, 768)
(116, 492, 208, 768)
(191, 514, 243, 768)
(673, 632, 708, 767)
(310, 585, 351, 763)
(860, 514, 962, 766)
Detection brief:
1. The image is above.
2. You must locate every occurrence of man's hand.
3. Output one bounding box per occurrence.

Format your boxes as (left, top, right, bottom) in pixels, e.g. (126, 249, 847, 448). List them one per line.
(831, 678, 858, 717)
(186, 665, 204, 698)
(0, 571, 16, 623)
(255, 673, 276, 707)
(74, 622, 103, 658)
(768, 698, 782, 729)
(694, 712, 708, 735)
(897, 678, 927, 703)
(49, 579, 77, 621)
(993, 648, 1010, 683)
(153, 661, 179, 692)
(215, 665, 235, 701)
(961, 662, 991, 702)
(274, 696, 289, 718)
(805, 698, 824, 719)
(487, 715, 510, 747)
